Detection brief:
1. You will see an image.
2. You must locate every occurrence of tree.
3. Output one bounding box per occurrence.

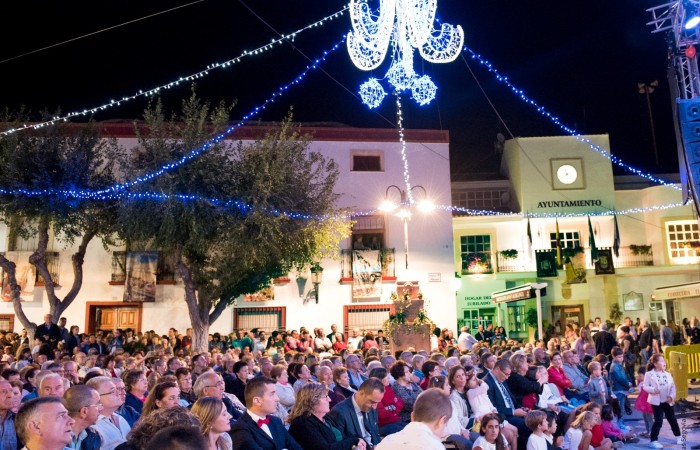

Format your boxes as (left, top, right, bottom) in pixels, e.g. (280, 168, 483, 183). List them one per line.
(0, 113, 122, 340)
(117, 91, 350, 353)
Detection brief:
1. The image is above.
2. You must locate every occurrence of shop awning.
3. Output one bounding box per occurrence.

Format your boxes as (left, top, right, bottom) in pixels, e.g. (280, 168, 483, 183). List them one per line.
(491, 283, 547, 304)
(652, 281, 700, 301)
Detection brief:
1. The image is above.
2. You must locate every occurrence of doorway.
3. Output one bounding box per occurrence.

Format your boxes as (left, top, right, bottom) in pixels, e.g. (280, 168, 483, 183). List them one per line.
(85, 302, 142, 333)
(551, 304, 584, 333)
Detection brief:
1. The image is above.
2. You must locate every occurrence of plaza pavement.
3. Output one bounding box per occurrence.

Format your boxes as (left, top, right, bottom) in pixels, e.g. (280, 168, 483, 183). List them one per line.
(621, 379, 700, 449)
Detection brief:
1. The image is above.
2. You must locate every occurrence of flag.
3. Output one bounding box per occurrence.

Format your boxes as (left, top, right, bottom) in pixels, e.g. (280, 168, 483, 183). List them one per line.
(555, 218, 562, 266)
(613, 213, 620, 257)
(588, 216, 598, 264)
(526, 217, 533, 253)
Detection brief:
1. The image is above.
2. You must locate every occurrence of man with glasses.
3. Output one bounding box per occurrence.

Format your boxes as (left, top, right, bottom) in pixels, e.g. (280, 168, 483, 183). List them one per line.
(112, 378, 139, 428)
(484, 358, 530, 449)
(64, 385, 102, 450)
(193, 370, 243, 425)
(85, 376, 130, 450)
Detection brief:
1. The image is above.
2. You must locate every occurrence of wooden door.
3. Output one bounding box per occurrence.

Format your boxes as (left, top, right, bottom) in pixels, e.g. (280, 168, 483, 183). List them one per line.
(98, 308, 116, 331)
(117, 308, 138, 329)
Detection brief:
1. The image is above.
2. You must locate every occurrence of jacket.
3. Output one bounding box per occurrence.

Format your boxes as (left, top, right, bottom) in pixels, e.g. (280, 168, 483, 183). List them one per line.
(377, 384, 403, 426)
(230, 412, 302, 450)
(608, 361, 630, 393)
(546, 367, 572, 396)
(326, 395, 381, 448)
(288, 413, 360, 450)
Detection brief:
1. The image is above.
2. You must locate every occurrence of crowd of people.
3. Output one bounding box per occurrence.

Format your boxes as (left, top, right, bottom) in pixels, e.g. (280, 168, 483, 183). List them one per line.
(0, 313, 697, 449)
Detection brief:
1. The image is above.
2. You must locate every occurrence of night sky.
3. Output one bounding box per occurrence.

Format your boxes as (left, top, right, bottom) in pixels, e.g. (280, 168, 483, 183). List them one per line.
(0, 1, 678, 180)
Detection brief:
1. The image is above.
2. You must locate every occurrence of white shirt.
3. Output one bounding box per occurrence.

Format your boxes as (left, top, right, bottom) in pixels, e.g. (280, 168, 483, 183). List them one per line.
(526, 433, 548, 450)
(90, 413, 130, 450)
(375, 421, 445, 450)
(247, 409, 272, 439)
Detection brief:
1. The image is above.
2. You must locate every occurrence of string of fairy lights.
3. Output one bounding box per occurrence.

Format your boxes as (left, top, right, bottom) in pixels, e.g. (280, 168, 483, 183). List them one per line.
(0, 4, 690, 221)
(0, 6, 349, 137)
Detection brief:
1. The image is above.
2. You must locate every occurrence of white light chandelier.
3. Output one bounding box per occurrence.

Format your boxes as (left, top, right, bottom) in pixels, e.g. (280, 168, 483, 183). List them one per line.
(348, 0, 464, 108)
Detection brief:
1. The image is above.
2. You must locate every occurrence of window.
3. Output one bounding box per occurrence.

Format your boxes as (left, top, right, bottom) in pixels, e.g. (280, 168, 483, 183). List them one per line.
(233, 307, 285, 333)
(0, 314, 14, 331)
(352, 153, 383, 172)
(549, 231, 580, 249)
(666, 220, 700, 260)
(507, 305, 526, 333)
(648, 302, 663, 328)
(460, 235, 492, 274)
(351, 215, 385, 250)
(344, 305, 391, 338)
(452, 190, 509, 210)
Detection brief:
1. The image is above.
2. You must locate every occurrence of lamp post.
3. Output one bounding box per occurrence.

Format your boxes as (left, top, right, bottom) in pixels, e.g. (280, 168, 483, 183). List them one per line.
(380, 185, 433, 269)
(310, 263, 323, 304)
(638, 80, 659, 166)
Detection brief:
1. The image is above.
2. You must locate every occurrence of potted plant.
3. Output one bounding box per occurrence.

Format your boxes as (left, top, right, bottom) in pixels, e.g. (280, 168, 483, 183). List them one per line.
(629, 244, 651, 255)
(610, 302, 623, 325)
(500, 249, 519, 259)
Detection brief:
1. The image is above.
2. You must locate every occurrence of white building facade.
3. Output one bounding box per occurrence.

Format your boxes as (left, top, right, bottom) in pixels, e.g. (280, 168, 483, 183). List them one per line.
(452, 134, 700, 341)
(0, 124, 457, 337)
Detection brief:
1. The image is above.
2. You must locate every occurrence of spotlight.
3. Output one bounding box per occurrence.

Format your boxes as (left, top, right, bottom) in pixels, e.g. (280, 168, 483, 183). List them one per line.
(685, 1, 700, 29)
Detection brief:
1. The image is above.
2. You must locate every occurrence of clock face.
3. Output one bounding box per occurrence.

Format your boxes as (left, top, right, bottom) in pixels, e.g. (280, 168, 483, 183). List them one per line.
(556, 164, 578, 184)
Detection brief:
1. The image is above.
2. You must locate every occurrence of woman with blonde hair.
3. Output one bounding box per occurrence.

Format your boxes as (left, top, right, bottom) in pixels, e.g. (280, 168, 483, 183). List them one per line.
(287, 383, 366, 450)
(191, 397, 233, 450)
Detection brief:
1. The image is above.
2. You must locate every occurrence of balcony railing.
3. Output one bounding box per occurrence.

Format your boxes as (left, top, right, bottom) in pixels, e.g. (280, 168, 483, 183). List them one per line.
(340, 248, 396, 280)
(489, 245, 655, 273)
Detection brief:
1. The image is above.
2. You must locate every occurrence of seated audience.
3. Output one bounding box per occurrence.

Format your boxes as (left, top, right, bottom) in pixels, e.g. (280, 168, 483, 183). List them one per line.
(191, 397, 233, 450)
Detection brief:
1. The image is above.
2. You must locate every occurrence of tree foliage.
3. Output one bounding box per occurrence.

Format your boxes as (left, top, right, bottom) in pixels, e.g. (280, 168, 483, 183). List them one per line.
(117, 89, 350, 352)
(0, 112, 123, 337)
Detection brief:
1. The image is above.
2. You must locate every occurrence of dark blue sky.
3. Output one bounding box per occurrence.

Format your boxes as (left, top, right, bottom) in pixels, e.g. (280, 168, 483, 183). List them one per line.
(0, 1, 677, 179)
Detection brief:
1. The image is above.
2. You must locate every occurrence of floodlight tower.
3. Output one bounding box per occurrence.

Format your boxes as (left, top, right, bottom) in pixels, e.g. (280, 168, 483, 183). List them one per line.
(647, 0, 700, 214)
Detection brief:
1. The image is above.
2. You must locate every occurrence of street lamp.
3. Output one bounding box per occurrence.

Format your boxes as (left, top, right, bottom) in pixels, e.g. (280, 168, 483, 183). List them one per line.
(379, 185, 433, 269)
(310, 263, 323, 304)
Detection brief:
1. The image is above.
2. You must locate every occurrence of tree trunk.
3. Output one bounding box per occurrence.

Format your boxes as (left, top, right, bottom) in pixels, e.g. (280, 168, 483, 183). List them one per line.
(177, 260, 211, 355)
(28, 220, 96, 321)
(0, 255, 37, 341)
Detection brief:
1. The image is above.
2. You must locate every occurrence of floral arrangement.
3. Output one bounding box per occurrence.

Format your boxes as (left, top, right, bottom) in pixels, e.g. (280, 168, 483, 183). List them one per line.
(383, 290, 435, 346)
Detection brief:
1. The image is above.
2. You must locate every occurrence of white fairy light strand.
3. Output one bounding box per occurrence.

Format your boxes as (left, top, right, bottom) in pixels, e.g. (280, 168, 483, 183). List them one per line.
(0, 7, 348, 137)
(394, 92, 413, 201)
(462, 45, 681, 192)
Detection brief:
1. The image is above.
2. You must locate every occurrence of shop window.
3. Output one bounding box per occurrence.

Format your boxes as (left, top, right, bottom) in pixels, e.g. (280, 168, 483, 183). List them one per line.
(0, 314, 14, 331)
(507, 305, 526, 333)
(460, 235, 492, 274)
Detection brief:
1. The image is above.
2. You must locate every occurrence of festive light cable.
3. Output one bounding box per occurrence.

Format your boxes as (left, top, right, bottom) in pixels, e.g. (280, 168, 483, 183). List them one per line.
(0, 185, 686, 221)
(394, 92, 413, 201)
(0, 7, 348, 137)
(73, 38, 347, 197)
(348, 0, 463, 107)
(462, 45, 681, 192)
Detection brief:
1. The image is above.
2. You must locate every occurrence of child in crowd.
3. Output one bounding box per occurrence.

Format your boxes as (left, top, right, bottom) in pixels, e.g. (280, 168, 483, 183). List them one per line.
(633, 366, 653, 438)
(608, 348, 633, 417)
(466, 375, 519, 438)
(562, 411, 596, 450)
(543, 410, 562, 450)
(526, 410, 549, 450)
(472, 413, 509, 450)
(600, 404, 638, 444)
(586, 362, 608, 405)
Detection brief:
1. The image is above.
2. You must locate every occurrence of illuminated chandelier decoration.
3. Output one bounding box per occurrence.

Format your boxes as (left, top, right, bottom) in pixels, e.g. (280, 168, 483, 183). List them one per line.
(348, 0, 464, 108)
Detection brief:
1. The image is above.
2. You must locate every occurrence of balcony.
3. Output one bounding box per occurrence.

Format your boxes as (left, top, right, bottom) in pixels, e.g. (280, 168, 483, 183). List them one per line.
(340, 248, 396, 281)
(489, 245, 655, 273)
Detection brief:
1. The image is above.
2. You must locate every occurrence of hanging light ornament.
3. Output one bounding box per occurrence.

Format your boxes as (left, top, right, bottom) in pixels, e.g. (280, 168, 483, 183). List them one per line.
(359, 78, 387, 108)
(347, 0, 464, 108)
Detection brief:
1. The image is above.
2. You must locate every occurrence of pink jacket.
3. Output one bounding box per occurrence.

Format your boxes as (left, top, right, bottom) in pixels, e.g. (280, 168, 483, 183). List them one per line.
(601, 420, 623, 439)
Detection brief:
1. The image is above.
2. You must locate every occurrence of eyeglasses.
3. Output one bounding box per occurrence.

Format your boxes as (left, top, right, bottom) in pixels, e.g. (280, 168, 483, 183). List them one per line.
(85, 403, 103, 409)
(99, 390, 117, 396)
(204, 381, 225, 388)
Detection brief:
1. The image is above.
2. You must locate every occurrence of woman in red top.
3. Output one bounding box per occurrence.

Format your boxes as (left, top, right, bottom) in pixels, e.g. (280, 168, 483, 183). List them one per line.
(362, 333, 379, 352)
(368, 367, 406, 436)
(547, 352, 573, 397)
(419, 360, 442, 390)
